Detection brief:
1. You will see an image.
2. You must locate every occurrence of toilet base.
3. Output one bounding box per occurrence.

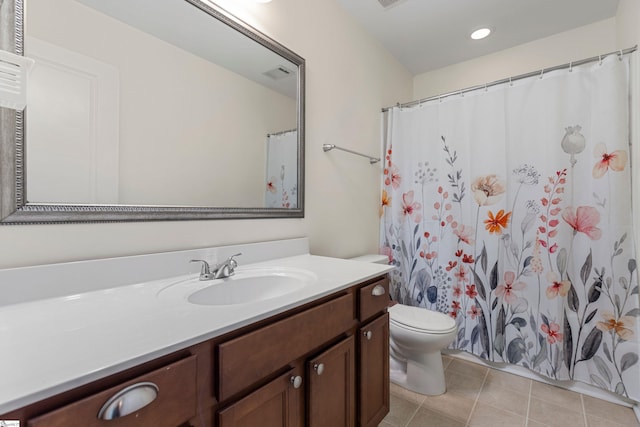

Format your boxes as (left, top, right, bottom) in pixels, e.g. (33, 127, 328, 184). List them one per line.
(389, 351, 447, 396)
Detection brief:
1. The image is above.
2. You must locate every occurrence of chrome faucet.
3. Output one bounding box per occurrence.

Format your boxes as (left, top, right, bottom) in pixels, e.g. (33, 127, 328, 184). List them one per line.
(190, 253, 242, 280)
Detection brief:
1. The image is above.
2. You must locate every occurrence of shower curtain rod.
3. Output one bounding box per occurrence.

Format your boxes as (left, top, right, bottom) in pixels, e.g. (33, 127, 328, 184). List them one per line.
(267, 128, 297, 137)
(382, 45, 637, 112)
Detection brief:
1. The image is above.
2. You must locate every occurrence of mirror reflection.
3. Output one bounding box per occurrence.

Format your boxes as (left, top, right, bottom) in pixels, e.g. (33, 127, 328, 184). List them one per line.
(24, 0, 300, 209)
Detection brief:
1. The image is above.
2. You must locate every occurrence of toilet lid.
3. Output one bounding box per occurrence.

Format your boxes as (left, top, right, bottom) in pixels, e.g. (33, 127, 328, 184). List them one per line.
(388, 304, 456, 333)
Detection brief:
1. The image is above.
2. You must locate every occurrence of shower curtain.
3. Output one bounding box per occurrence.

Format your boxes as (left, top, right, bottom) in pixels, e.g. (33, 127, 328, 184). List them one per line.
(265, 130, 297, 208)
(380, 52, 640, 401)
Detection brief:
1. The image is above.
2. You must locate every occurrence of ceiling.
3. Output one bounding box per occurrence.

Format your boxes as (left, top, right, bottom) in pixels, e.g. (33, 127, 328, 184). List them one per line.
(335, 0, 620, 75)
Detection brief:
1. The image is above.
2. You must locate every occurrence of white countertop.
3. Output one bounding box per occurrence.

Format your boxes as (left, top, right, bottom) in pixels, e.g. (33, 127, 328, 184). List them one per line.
(0, 245, 393, 414)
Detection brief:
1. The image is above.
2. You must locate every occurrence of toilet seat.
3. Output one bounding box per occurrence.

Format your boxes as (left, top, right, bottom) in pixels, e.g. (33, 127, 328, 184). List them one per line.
(389, 304, 456, 334)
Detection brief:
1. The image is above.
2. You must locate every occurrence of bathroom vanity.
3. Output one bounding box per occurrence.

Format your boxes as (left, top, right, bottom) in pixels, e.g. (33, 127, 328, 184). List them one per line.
(0, 239, 392, 426)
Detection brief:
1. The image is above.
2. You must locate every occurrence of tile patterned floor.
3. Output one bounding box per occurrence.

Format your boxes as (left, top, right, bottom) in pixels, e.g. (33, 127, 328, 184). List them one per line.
(380, 354, 640, 427)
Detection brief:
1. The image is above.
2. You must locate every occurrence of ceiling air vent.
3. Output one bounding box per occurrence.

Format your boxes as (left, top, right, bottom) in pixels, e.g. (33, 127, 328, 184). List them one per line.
(263, 65, 294, 80)
(377, 0, 406, 9)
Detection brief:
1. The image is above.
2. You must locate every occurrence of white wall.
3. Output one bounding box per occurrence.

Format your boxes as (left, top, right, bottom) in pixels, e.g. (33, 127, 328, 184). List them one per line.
(413, 18, 619, 100)
(0, 0, 412, 268)
(616, 0, 640, 49)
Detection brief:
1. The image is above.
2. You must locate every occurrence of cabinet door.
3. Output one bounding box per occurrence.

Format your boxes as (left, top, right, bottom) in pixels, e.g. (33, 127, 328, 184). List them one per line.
(359, 313, 389, 427)
(217, 369, 303, 427)
(307, 336, 355, 427)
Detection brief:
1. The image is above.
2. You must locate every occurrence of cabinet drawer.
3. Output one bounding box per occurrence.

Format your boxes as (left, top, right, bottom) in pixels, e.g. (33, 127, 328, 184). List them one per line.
(218, 293, 355, 401)
(28, 356, 197, 427)
(358, 277, 389, 321)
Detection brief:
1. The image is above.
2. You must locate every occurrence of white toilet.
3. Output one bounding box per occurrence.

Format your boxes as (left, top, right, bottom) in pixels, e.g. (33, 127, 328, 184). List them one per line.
(350, 254, 457, 396)
(388, 304, 456, 395)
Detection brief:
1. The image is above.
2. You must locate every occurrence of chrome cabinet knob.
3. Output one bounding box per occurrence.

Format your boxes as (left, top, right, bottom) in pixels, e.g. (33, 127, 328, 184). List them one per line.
(313, 363, 325, 375)
(290, 375, 303, 389)
(363, 330, 372, 340)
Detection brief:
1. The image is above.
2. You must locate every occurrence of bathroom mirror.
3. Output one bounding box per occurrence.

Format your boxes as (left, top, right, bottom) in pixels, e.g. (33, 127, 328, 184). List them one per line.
(0, 0, 305, 223)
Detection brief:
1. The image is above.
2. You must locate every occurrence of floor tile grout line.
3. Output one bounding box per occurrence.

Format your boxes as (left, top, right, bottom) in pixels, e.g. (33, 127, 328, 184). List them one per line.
(465, 368, 489, 426)
(403, 398, 422, 427)
(580, 393, 588, 427)
(524, 379, 532, 427)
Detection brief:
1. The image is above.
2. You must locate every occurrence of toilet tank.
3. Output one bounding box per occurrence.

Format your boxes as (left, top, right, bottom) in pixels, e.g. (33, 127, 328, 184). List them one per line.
(349, 254, 389, 265)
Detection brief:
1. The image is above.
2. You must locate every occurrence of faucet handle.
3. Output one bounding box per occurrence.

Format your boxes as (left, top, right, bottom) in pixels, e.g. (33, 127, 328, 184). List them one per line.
(227, 253, 242, 269)
(190, 259, 213, 280)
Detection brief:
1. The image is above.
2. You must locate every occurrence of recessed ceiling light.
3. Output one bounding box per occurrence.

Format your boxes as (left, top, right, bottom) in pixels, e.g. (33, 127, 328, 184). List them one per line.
(470, 28, 491, 40)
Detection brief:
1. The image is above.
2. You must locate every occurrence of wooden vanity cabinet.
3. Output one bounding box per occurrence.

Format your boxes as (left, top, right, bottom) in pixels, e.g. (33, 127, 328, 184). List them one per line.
(357, 277, 390, 427)
(2, 275, 390, 427)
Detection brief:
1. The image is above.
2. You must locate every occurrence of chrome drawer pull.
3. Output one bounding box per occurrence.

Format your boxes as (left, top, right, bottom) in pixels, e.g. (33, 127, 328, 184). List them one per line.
(371, 284, 386, 296)
(290, 375, 303, 389)
(98, 382, 159, 420)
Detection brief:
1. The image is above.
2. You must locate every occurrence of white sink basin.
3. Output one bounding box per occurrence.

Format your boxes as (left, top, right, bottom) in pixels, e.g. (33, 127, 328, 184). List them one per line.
(158, 267, 317, 306)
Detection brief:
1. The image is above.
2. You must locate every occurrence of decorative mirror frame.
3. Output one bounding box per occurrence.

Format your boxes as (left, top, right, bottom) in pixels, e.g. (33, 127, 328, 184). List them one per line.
(0, 0, 305, 224)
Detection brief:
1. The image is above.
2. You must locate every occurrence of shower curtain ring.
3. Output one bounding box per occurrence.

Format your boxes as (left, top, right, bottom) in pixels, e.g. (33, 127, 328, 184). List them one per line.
(539, 69, 544, 79)
(569, 62, 573, 72)
(599, 55, 603, 65)
(619, 49, 623, 60)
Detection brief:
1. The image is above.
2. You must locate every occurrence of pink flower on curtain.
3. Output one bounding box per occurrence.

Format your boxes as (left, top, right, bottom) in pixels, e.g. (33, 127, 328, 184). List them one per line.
(454, 265, 469, 282)
(545, 272, 571, 299)
(454, 224, 475, 245)
(467, 305, 481, 320)
(471, 174, 506, 206)
(495, 271, 526, 304)
(401, 191, 422, 223)
(596, 311, 635, 340)
(562, 206, 602, 240)
(452, 284, 463, 298)
(592, 143, 628, 179)
(385, 164, 402, 188)
(541, 322, 563, 344)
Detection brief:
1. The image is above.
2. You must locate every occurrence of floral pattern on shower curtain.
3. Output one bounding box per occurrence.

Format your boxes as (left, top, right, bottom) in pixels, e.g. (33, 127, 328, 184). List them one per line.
(265, 130, 298, 208)
(380, 53, 640, 400)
